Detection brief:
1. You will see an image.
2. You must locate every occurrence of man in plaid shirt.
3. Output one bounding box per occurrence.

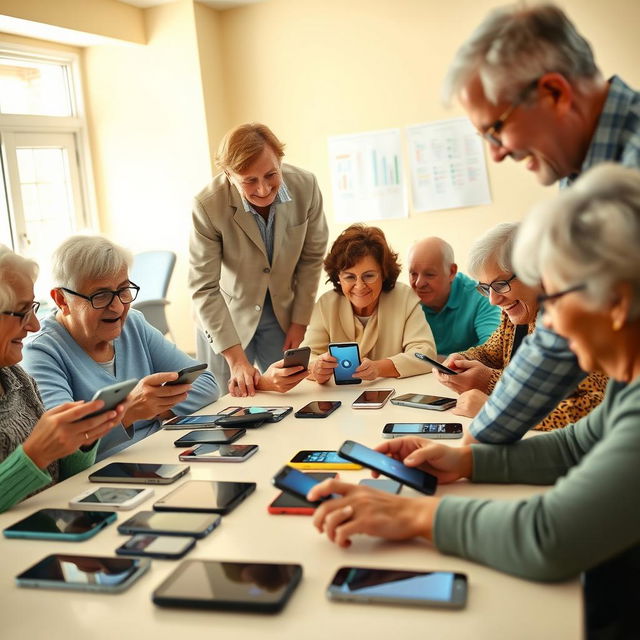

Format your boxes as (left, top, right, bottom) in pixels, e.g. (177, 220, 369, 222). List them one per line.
(442, 3, 640, 443)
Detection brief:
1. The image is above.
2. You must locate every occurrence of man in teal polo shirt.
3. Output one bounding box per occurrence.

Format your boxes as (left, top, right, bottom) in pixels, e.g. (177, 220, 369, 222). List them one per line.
(408, 237, 499, 355)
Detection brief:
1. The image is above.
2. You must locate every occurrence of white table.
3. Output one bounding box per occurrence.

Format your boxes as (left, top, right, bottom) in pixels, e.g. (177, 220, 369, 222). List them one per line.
(0, 375, 582, 639)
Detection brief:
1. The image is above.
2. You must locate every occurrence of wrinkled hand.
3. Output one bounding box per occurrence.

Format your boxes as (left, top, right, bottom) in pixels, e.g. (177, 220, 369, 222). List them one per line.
(451, 389, 488, 418)
(258, 359, 308, 393)
(229, 361, 261, 397)
(308, 479, 437, 548)
(283, 323, 307, 351)
(435, 356, 494, 394)
(123, 372, 191, 424)
(309, 352, 337, 384)
(353, 357, 380, 381)
(23, 400, 126, 469)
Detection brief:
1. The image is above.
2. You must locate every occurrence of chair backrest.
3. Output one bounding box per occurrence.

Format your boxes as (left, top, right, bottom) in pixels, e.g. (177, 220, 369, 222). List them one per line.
(131, 250, 176, 302)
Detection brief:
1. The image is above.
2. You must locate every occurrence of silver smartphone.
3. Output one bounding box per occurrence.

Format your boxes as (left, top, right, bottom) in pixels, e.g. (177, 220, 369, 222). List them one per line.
(382, 423, 463, 439)
(178, 443, 258, 463)
(352, 388, 395, 409)
(390, 393, 456, 411)
(69, 486, 154, 511)
(327, 567, 467, 609)
(88, 462, 190, 484)
(83, 378, 138, 419)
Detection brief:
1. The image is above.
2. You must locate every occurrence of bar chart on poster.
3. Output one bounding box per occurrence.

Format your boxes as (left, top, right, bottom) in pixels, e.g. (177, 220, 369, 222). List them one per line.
(328, 128, 407, 222)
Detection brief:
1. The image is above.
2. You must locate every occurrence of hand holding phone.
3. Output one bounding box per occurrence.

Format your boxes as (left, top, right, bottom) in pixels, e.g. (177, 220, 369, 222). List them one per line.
(415, 353, 458, 375)
(282, 347, 311, 370)
(164, 363, 207, 386)
(328, 342, 362, 385)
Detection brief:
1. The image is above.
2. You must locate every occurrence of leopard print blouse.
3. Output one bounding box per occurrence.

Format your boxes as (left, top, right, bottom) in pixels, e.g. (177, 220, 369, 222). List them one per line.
(462, 312, 608, 431)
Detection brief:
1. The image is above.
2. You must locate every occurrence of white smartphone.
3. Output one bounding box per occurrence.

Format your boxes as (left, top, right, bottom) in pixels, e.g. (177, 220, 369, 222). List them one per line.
(352, 388, 395, 409)
(178, 443, 259, 463)
(69, 486, 154, 511)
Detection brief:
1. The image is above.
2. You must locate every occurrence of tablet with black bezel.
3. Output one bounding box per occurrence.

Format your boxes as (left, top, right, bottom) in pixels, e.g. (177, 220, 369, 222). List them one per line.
(153, 480, 256, 515)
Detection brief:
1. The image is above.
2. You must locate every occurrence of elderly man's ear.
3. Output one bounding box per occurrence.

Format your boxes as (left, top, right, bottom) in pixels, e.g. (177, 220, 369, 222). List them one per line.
(50, 288, 70, 315)
(449, 262, 458, 282)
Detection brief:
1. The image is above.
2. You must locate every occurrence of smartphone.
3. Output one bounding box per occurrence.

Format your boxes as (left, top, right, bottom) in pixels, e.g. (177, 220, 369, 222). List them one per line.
(164, 363, 207, 386)
(327, 567, 467, 609)
(338, 440, 437, 495)
(117, 511, 221, 539)
(153, 559, 303, 612)
(415, 352, 458, 375)
(163, 414, 228, 429)
(272, 465, 329, 506)
(88, 462, 190, 484)
(358, 478, 402, 494)
(16, 554, 150, 593)
(215, 412, 272, 428)
(289, 450, 362, 470)
(173, 428, 245, 448)
(83, 378, 138, 419)
(116, 534, 196, 560)
(390, 393, 457, 411)
(178, 444, 258, 463)
(352, 388, 395, 409)
(268, 472, 337, 515)
(294, 400, 341, 418)
(153, 480, 256, 515)
(382, 423, 463, 439)
(3, 509, 116, 541)
(283, 346, 311, 370)
(69, 487, 154, 511)
(221, 406, 293, 422)
(328, 342, 362, 385)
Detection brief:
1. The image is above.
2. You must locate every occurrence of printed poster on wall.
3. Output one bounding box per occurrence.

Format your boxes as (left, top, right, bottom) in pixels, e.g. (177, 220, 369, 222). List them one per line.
(328, 128, 408, 223)
(406, 117, 492, 213)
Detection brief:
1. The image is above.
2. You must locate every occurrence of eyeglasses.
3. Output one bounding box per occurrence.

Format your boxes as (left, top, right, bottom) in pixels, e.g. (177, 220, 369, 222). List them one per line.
(476, 274, 517, 297)
(1, 301, 40, 327)
(339, 271, 380, 286)
(537, 283, 586, 313)
(480, 78, 540, 148)
(60, 283, 140, 309)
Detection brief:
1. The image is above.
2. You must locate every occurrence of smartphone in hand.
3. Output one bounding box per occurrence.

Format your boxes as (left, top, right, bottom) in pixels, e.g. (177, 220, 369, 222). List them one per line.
(164, 363, 207, 386)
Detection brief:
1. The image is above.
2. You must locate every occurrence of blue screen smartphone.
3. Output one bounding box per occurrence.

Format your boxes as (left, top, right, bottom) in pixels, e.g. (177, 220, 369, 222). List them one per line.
(3, 508, 116, 541)
(272, 465, 329, 506)
(338, 440, 438, 495)
(328, 342, 362, 385)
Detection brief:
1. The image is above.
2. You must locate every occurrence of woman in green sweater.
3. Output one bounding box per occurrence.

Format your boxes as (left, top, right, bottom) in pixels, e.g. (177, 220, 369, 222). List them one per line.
(0, 246, 124, 512)
(308, 164, 640, 639)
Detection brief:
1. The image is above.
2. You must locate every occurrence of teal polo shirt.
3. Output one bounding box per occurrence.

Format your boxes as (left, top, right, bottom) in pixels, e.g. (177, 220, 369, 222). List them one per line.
(421, 272, 500, 355)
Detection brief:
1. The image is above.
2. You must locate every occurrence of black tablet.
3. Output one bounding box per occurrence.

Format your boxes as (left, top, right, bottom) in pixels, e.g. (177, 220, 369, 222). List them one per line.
(152, 560, 303, 612)
(153, 481, 256, 515)
(117, 511, 221, 539)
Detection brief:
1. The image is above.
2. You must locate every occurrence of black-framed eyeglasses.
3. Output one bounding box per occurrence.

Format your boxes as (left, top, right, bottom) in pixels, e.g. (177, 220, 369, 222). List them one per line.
(476, 274, 517, 297)
(480, 78, 540, 148)
(1, 301, 40, 326)
(537, 283, 586, 313)
(60, 282, 140, 309)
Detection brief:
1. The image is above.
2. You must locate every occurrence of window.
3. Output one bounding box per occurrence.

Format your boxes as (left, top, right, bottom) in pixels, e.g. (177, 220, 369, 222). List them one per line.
(0, 43, 95, 297)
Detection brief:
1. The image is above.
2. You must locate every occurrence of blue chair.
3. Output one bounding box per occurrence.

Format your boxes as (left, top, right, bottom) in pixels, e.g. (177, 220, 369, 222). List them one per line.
(131, 250, 176, 340)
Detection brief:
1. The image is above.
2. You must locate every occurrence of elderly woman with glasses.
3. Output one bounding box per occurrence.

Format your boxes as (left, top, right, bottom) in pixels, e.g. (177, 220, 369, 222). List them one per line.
(0, 246, 125, 512)
(308, 164, 640, 638)
(303, 224, 436, 383)
(22, 235, 219, 460)
(433, 222, 606, 430)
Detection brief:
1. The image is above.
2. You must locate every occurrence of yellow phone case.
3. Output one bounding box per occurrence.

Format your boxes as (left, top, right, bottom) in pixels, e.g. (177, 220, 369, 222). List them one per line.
(288, 461, 362, 470)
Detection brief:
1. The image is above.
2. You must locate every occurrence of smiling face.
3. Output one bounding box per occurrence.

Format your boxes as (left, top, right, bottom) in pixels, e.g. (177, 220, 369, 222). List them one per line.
(408, 242, 456, 312)
(0, 270, 40, 367)
(339, 254, 384, 317)
(228, 145, 283, 211)
(476, 260, 538, 325)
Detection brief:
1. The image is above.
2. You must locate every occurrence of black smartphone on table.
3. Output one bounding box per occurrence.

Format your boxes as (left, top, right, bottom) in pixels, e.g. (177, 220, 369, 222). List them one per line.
(117, 511, 221, 539)
(415, 352, 458, 375)
(327, 567, 467, 609)
(164, 363, 207, 386)
(328, 342, 362, 385)
(3, 508, 116, 541)
(173, 428, 245, 447)
(152, 560, 303, 612)
(116, 534, 196, 560)
(215, 412, 272, 428)
(338, 440, 438, 495)
(163, 414, 228, 429)
(283, 346, 311, 370)
(390, 393, 457, 411)
(221, 406, 293, 422)
(294, 400, 341, 418)
(88, 462, 190, 484)
(178, 443, 258, 463)
(153, 480, 256, 515)
(268, 472, 337, 515)
(382, 423, 463, 439)
(83, 378, 138, 419)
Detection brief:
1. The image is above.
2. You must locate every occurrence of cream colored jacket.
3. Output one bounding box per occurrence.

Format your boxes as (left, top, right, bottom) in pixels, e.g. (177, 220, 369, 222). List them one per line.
(301, 283, 436, 378)
(189, 164, 328, 353)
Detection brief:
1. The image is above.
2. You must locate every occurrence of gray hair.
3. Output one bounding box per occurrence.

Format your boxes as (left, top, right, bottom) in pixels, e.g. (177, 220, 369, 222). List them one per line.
(0, 245, 39, 311)
(467, 222, 519, 278)
(514, 164, 640, 319)
(52, 235, 132, 290)
(443, 3, 600, 104)
(440, 239, 455, 271)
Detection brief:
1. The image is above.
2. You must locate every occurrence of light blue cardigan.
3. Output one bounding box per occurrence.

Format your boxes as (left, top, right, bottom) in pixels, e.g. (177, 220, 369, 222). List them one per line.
(22, 310, 219, 460)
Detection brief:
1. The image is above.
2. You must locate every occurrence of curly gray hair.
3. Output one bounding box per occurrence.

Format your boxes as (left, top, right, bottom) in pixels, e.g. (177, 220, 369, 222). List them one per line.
(0, 245, 39, 311)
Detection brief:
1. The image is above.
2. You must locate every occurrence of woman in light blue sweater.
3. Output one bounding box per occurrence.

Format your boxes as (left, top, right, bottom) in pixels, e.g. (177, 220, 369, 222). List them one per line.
(22, 236, 219, 460)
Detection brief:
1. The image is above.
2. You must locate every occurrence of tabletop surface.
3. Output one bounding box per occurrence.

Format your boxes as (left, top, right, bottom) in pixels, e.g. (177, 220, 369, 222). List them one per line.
(0, 374, 582, 639)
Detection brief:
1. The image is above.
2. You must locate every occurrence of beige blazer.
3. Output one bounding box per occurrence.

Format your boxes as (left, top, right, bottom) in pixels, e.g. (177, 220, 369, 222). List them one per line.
(301, 283, 436, 378)
(189, 164, 329, 353)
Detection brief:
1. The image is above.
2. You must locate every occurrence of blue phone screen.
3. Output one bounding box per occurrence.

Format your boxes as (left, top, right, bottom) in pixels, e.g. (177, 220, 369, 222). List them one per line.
(329, 344, 360, 383)
(275, 467, 324, 501)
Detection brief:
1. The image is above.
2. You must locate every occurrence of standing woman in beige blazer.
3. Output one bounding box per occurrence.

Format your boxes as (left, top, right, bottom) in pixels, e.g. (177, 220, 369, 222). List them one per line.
(189, 124, 329, 397)
(304, 225, 436, 383)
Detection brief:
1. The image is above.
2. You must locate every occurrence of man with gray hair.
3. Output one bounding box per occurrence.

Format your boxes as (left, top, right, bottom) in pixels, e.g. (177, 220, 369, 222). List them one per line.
(444, 2, 639, 443)
(408, 237, 499, 355)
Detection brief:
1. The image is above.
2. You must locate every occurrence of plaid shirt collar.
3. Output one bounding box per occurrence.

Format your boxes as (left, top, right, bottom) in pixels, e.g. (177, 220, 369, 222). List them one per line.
(240, 181, 292, 213)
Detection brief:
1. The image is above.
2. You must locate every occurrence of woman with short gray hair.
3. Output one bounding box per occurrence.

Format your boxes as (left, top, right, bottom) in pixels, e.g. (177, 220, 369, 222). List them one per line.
(0, 245, 124, 512)
(435, 221, 606, 430)
(22, 235, 219, 460)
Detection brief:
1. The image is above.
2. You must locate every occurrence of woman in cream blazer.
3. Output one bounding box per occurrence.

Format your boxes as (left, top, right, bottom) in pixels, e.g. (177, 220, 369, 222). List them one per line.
(303, 225, 436, 383)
